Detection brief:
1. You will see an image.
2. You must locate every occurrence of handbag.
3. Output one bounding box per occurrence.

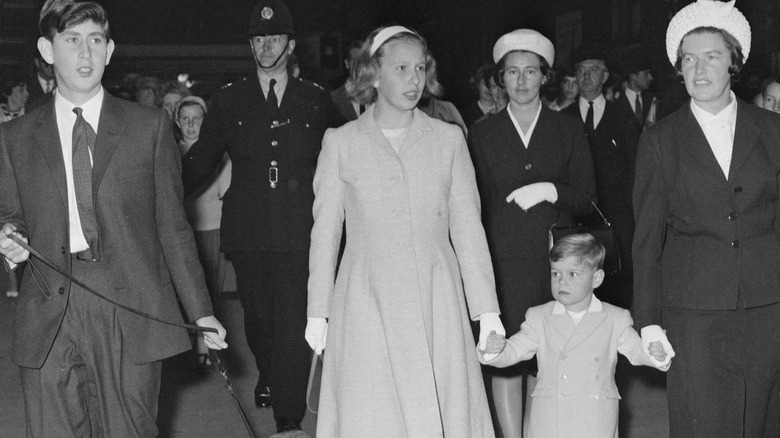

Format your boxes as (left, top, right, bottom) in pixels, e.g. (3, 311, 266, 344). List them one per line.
(548, 201, 622, 276)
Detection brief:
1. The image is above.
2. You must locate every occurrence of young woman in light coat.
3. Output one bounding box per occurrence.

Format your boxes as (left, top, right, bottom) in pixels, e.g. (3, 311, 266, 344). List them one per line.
(305, 25, 504, 438)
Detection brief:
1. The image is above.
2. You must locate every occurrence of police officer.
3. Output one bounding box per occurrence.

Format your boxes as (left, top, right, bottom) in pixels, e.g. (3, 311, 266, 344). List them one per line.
(182, 1, 338, 435)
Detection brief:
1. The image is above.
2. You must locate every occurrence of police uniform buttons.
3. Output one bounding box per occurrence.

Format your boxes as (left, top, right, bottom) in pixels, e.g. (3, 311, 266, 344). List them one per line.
(271, 140, 278, 147)
(271, 160, 278, 166)
(525, 164, 532, 170)
(305, 123, 310, 128)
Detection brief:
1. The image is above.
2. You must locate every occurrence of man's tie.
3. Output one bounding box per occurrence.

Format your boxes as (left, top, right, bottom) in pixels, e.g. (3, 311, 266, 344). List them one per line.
(359, 104, 365, 115)
(585, 101, 595, 133)
(634, 94, 643, 124)
(267, 78, 278, 109)
(72, 107, 100, 261)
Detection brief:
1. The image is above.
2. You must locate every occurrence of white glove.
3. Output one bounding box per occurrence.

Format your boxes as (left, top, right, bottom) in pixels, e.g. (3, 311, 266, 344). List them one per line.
(305, 317, 328, 355)
(641, 325, 676, 371)
(478, 312, 505, 361)
(505, 182, 558, 211)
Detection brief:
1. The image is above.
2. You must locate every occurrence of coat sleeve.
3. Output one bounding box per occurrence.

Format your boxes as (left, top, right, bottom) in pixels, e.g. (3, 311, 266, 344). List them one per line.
(479, 308, 539, 367)
(632, 129, 667, 328)
(551, 118, 597, 217)
(152, 110, 213, 321)
(615, 308, 658, 368)
(448, 128, 500, 319)
(307, 128, 345, 318)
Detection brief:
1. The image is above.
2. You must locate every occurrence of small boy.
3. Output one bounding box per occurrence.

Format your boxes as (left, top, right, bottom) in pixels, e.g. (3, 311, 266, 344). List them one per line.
(479, 233, 673, 438)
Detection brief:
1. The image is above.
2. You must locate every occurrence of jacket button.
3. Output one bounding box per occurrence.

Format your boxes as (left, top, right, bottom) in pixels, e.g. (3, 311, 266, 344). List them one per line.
(58, 287, 65, 295)
(61, 246, 66, 254)
(731, 240, 740, 248)
(561, 374, 568, 380)
(728, 212, 737, 220)
(271, 140, 278, 147)
(734, 186, 742, 193)
(524, 164, 532, 170)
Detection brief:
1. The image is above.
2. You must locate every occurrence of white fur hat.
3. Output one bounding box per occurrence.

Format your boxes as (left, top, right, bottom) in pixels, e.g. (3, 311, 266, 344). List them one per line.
(493, 29, 555, 67)
(665, 0, 751, 66)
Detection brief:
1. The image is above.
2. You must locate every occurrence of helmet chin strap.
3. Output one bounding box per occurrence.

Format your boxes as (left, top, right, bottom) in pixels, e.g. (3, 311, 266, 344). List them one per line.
(256, 41, 288, 70)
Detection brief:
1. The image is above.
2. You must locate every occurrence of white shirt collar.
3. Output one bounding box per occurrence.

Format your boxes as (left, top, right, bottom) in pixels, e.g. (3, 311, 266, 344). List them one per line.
(552, 295, 603, 315)
(507, 100, 542, 147)
(55, 87, 104, 132)
(689, 90, 737, 125)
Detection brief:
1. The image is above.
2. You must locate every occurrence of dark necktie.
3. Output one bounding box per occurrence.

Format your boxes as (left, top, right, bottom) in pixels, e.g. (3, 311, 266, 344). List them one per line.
(72, 107, 100, 261)
(359, 104, 365, 115)
(267, 78, 278, 109)
(585, 101, 595, 133)
(634, 94, 643, 124)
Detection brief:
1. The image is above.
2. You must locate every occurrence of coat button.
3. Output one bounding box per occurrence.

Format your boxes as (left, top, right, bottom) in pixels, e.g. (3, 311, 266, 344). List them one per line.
(58, 287, 65, 295)
(728, 212, 737, 220)
(731, 240, 740, 248)
(271, 140, 278, 147)
(61, 246, 66, 254)
(734, 186, 743, 193)
(271, 160, 278, 166)
(561, 374, 568, 380)
(524, 164, 532, 170)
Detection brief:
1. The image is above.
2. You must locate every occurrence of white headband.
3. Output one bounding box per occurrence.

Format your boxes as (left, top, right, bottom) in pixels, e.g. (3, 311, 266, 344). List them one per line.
(370, 25, 416, 56)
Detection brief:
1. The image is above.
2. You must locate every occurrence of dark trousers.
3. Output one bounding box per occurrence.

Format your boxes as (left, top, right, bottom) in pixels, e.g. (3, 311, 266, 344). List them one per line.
(664, 302, 780, 438)
(231, 249, 310, 421)
(20, 259, 161, 438)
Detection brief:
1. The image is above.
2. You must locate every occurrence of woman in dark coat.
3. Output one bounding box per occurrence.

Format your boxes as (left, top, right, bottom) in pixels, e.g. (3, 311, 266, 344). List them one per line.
(468, 29, 596, 437)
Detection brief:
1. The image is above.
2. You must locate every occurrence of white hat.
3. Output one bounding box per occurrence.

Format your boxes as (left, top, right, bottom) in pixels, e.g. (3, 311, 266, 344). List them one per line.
(493, 29, 555, 67)
(665, 0, 751, 66)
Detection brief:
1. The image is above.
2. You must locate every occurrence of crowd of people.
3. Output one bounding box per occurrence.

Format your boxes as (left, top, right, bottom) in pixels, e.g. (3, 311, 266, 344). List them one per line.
(1, 0, 780, 437)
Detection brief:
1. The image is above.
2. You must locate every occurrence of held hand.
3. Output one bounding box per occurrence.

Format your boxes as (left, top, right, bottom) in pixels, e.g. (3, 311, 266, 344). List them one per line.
(0, 224, 30, 264)
(195, 315, 228, 350)
(483, 331, 507, 356)
(478, 312, 505, 352)
(505, 182, 558, 211)
(641, 325, 675, 371)
(647, 341, 668, 362)
(305, 317, 328, 355)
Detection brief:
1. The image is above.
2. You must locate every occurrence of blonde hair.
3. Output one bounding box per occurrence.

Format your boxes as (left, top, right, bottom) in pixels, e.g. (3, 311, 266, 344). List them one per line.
(347, 25, 442, 106)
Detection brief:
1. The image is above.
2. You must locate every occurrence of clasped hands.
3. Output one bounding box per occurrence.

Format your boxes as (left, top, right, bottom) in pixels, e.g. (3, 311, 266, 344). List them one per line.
(506, 182, 558, 211)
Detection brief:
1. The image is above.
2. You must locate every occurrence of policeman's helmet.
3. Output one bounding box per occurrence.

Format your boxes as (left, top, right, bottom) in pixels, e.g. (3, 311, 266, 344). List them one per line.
(248, 0, 296, 38)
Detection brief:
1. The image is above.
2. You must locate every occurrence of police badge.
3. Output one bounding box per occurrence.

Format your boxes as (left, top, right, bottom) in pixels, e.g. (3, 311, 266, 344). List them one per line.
(261, 6, 274, 20)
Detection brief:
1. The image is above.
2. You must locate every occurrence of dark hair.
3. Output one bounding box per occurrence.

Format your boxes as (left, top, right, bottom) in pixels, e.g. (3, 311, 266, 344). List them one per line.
(1, 70, 27, 98)
(470, 63, 494, 93)
(495, 50, 551, 88)
(159, 80, 191, 99)
(39, 0, 111, 41)
(675, 26, 744, 77)
(347, 26, 442, 105)
(550, 233, 606, 271)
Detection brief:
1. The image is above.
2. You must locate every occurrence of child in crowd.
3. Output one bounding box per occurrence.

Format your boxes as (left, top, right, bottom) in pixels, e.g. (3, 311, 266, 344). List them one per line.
(479, 233, 673, 438)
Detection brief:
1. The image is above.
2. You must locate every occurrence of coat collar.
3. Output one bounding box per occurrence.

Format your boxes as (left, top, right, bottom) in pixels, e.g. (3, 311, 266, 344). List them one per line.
(356, 105, 433, 158)
(548, 297, 609, 354)
(676, 98, 760, 183)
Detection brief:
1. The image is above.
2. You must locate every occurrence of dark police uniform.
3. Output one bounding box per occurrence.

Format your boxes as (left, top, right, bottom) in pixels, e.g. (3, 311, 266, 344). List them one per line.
(182, 0, 339, 432)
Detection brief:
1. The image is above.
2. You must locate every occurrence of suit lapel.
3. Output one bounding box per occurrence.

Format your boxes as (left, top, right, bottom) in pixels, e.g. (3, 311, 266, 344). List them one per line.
(92, 93, 126, 194)
(549, 313, 577, 353)
(32, 100, 68, 208)
(728, 101, 760, 180)
(677, 105, 727, 182)
(561, 309, 608, 354)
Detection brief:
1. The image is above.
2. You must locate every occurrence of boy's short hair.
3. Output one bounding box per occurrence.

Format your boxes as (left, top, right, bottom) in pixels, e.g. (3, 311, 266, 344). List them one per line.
(550, 233, 606, 271)
(39, 0, 111, 41)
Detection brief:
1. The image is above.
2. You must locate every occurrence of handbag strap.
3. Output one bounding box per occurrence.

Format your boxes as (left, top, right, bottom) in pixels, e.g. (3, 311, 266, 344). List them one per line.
(551, 200, 610, 228)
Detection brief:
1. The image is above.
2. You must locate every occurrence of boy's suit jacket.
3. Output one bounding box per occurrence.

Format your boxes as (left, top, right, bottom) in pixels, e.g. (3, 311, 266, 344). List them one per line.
(633, 100, 780, 328)
(480, 300, 655, 438)
(0, 92, 213, 368)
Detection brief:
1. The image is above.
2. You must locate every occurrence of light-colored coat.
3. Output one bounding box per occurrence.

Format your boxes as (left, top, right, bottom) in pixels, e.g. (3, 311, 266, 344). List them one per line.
(308, 107, 499, 438)
(480, 299, 658, 438)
